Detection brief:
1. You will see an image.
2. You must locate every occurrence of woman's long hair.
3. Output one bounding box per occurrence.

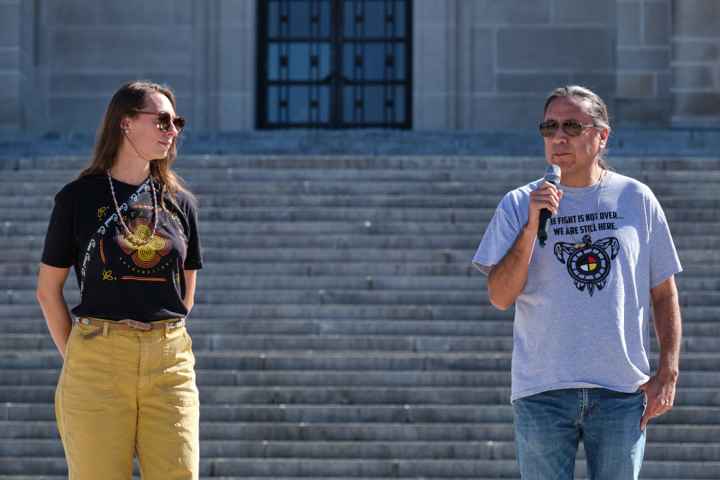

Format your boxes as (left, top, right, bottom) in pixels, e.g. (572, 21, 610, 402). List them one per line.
(80, 80, 192, 202)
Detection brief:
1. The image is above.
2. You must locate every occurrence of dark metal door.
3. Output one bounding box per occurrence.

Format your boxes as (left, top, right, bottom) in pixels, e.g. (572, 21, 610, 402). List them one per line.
(257, 0, 412, 129)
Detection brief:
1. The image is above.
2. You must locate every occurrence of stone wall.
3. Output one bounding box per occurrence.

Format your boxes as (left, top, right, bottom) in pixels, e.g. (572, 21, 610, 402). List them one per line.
(414, 0, 619, 130)
(19, 0, 254, 135)
(616, 0, 673, 126)
(672, 0, 720, 125)
(0, 0, 21, 133)
(2, 0, 719, 134)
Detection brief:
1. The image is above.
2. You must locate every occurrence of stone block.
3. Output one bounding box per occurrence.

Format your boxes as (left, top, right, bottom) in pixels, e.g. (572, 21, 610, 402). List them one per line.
(497, 73, 570, 93)
(617, 1, 642, 46)
(674, 0, 720, 37)
(219, 27, 254, 93)
(673, 40, 719, 63)
(644, 0, 670, 46)
(217, 93, 253, 131)
(498, 27, 614, 70)
(141, 73, 193, 96)
(470, 28, 495, 93)
(40, 0, 97, 26)
(97, 0, 177, 25)
(413, 93, 449, 130)
(0, 2, 20, 47)
(553, 0, 615, 24)
(617, 72, 656, 98)
(414, 25, 450, 94)
(455, 93, 474, 129)
(657, 72, 673, 97)
(48, 73, 136, 96)
(618, 47, 670, 70)
(615, 97, 672, 126)
(0, 48, 19, 70)
(219, 0, 251, 26)
(0, 96, 20, 128)
(569, 73, 616, 99)
(47, 97, 109, 132)
(673, 65, 714, 89)
(48, 72, 192, 99)
(470, 0, 551, 24)
(50, 27, 193, 70)
(0, 72, 20, 93)
(674, 92, 720, 116)
(469, 95, 543, 130)
(415, 0, 449, 26)
(173, 0, 193, 25)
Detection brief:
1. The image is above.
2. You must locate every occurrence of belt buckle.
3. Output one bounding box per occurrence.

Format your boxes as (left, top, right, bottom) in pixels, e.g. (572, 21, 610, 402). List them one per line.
(119, 319, 152, 331)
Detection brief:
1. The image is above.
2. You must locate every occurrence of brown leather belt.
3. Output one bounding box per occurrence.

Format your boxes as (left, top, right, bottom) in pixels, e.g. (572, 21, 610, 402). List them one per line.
(75, 317, 186, 338)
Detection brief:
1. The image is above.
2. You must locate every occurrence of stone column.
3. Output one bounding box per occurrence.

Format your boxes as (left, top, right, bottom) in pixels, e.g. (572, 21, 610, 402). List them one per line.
(672, 0, 720, 126)
(615, 0, 672, 126)
(413, 0, 456, 129)
(212, 0, 256, 132)
(0, 0, 22, 133)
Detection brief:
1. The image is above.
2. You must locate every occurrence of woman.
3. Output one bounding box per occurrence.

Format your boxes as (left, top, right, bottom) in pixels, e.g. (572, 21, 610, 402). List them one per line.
(36, 81, 202, 479)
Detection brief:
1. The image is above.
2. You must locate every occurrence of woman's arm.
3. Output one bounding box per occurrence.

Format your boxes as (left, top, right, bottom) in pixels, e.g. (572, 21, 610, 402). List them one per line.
(36, 263, 72, 359)
(183, 269, 198, 313)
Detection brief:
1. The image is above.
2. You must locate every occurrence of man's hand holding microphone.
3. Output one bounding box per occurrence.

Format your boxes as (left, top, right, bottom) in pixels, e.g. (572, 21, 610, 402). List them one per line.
(487, 165, 563, 310)
(531, 165, 563, 247)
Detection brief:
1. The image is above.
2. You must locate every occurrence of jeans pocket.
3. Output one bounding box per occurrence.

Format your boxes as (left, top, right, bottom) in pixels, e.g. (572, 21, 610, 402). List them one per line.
(60, 329, 118, 410)
(159, 328, 199, 407)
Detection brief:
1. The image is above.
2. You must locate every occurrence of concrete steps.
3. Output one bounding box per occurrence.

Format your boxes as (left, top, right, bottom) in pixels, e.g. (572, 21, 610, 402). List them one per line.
(0, 154, 718, 479)
(0, 457, 720, 479)
(4, 303, 720, 322)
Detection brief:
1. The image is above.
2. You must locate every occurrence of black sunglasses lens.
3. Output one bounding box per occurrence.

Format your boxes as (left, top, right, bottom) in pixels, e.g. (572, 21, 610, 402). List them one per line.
(154, 113, 171, 132)
(563, 120, 584, 136)
(539, 120, 558, 137)
(173, 117, 186, 131)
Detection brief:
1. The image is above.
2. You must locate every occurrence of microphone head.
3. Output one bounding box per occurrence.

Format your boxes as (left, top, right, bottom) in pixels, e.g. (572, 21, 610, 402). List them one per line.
(544, 164, 561, 185)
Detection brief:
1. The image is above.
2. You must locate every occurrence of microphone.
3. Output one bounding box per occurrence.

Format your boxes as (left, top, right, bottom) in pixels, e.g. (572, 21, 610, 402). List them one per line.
(537, 164, 561, 247)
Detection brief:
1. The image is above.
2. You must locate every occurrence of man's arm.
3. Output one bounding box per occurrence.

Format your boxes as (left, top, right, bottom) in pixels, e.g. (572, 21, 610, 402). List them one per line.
(487, 225, 537, 310)
(639, 275, 682, 431)
(487, 182, 562, 310)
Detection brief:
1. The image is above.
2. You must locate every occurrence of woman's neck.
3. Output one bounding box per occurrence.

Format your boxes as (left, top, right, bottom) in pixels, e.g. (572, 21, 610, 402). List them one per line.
(111, 147, 151, 186)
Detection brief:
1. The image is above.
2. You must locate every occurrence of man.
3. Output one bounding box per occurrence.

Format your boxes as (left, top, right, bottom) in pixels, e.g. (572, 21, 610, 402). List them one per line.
(472, 85, 682, 479)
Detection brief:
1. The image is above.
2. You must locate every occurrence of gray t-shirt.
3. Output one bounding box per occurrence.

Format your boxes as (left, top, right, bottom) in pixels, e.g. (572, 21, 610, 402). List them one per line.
(473, 171, 682, 402)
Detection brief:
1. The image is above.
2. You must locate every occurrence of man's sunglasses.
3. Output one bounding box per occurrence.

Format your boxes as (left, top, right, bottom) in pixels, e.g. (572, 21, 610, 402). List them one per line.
(539, 119, 595, 138)
(133, 110, 186, 133)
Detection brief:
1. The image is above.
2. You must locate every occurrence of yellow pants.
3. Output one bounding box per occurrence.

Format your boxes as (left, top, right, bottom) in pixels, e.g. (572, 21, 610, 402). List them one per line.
(55, 319, 200, 479)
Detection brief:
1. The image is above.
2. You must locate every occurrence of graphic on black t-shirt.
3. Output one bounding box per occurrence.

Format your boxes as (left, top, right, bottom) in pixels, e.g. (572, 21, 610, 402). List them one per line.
(554, 234, 620, 296)
(42, 174, 202, 321)
(96, 197, 179, 281)
(115, 215, 173, 280)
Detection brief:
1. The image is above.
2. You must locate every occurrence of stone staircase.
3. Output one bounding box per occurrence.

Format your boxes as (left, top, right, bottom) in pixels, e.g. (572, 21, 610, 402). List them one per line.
(1, 154, 719, 479)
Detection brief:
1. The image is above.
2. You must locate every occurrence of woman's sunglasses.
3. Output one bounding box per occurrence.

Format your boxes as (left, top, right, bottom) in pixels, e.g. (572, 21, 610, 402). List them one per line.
(539, 119, 595, 138)
(133, 110, 186, 133)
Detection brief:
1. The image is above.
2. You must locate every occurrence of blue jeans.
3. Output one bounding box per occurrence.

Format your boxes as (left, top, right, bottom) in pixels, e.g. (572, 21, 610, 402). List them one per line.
(512, 388, 646, 480)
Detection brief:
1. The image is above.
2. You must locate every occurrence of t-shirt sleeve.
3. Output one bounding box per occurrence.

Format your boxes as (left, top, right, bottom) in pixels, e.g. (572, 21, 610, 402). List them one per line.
(183, 198, 203, 270)
(41, 186, 77, 268)
(472, 195, 523, 275)
(648, 193, 682, 287)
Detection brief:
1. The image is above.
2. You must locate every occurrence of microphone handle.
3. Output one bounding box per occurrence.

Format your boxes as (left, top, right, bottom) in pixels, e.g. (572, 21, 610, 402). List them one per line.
(537, 207, 553, 247)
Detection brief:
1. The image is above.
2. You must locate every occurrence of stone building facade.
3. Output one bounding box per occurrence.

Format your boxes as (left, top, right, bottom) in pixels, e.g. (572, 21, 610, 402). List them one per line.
(1, 0, 718, 135)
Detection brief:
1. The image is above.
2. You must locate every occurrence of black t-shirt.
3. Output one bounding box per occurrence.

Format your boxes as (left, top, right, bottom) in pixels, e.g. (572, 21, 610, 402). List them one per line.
(41, 174, 203, 322)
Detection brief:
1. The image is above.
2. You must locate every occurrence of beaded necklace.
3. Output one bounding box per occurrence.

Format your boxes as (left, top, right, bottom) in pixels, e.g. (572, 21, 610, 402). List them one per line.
(106, 169, 159, 247)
